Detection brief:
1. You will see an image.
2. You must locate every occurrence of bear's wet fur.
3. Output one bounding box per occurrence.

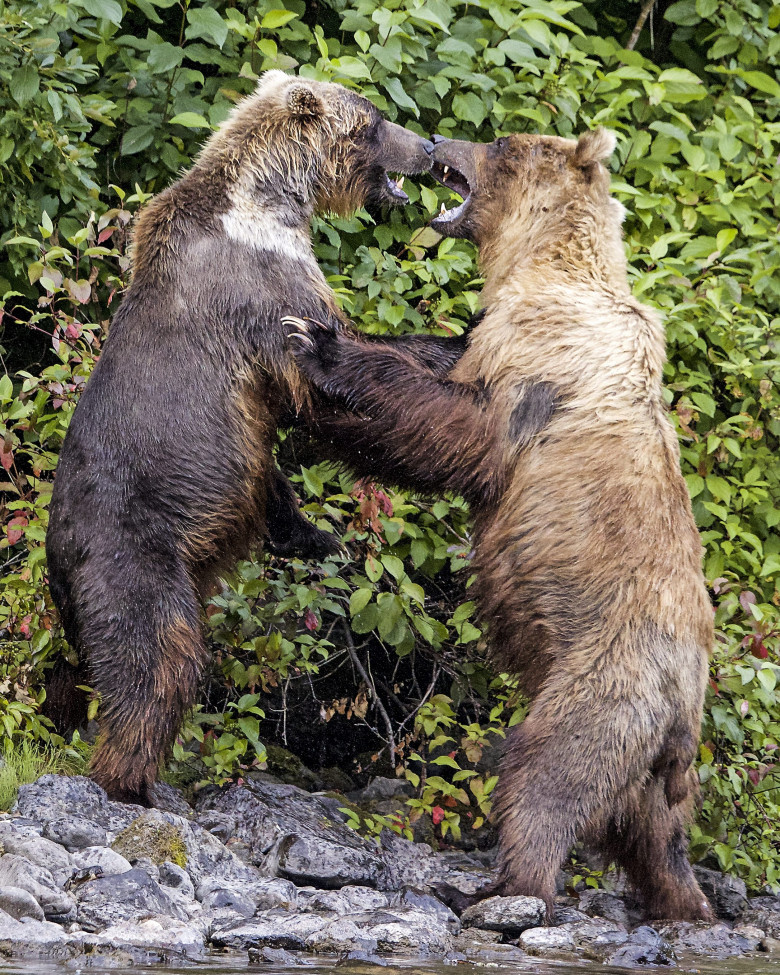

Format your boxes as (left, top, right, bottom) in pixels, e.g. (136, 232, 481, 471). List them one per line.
(288, 127, 713, 922)
(45, 72, 466, 805)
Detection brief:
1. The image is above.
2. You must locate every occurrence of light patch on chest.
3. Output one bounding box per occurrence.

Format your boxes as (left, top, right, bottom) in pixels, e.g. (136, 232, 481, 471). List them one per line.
(221, 184, 314, 265)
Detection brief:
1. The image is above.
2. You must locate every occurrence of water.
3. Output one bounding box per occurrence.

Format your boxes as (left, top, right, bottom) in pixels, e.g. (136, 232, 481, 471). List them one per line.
(2, 957, 780, 975)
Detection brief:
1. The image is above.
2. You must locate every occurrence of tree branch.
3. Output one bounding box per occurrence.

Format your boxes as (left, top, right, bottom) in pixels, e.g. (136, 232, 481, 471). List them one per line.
(627, 0, 655, 51)
(342, 624, 396, 766)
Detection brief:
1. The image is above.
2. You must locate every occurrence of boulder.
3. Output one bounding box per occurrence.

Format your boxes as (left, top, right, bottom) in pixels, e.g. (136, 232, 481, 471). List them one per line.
(74, 867, 189, 930)
(461, 894, 546, 935)
(0, 854, 75, 920)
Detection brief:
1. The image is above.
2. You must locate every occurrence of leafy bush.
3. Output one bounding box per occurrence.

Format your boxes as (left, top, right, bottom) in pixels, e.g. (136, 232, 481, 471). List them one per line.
(1, 0, 778, 886)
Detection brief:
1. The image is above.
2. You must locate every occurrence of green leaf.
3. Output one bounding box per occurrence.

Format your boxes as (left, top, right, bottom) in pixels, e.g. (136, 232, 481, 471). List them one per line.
(737, 71, 780, 98)
(78, 0, 123, 24)
(185, 7, 229, 48)
(147, 42, 184, 73)
(169, 112, 211, 129)
(261, 9, 298, 29)
(121, 124, 156, 154)
(0, 375, 13, 403)
(349, 588, 372, 616)
(10, 65, 40, 106)
(383, 78, 419, 118)
(452, 92, 487, 128)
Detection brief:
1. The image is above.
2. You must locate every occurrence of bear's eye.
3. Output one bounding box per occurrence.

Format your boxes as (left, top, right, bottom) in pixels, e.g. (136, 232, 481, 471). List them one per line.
(495, 137, 508, 152)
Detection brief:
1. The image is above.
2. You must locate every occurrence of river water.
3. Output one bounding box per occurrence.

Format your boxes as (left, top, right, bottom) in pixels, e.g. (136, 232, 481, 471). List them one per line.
(3, 957, 780, 975)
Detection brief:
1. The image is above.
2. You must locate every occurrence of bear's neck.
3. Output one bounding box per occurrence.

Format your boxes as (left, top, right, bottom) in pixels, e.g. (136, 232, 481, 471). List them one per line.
(479, 200, 630, 309)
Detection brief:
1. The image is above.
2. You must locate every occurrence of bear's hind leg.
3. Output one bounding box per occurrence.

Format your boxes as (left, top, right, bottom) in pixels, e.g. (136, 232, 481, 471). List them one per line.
(85, 553, 208, 806)
(493, 675, 664, 915)
(601, 772, 712, 921)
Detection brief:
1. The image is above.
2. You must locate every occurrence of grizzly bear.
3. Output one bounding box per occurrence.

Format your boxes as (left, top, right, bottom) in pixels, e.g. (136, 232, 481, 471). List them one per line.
(286, 128, 714, 921)
(45, 71, 467, 806)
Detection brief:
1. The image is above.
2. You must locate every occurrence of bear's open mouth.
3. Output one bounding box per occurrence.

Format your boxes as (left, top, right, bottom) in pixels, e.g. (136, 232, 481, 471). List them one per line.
(384, 172, 410, 204)
(430, 161, 472, 226)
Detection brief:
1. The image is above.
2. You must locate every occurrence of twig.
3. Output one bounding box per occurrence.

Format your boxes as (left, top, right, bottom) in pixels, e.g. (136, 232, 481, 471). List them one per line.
(626, 0, 655, 51)
(342, 623, 396, 765)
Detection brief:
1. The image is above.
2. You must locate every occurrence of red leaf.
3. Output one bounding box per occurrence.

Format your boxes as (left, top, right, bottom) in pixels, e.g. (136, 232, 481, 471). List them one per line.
(748, 768, 760, 787)
(98, 227, 114, 244)
(304, 608, 319, 631)
(18, 615, 32, 639)
(0, 442, 13, 473)
(7, 515, 27, 545)
(431, 806, 445, 826)
(739, 590, 757, 613)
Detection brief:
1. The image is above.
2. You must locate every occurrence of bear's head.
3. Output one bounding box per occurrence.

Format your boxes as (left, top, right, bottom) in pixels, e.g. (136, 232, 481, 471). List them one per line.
(205, 71, 433, 217)
(428, 129, 622, 255)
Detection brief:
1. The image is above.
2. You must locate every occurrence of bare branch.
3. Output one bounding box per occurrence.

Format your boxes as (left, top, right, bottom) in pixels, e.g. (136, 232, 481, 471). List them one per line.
(627, 0, 655, 51)
(342, 624, 396, 765)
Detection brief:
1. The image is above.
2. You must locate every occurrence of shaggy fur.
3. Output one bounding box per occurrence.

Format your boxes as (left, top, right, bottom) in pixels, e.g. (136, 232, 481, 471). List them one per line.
(45, 71, 455, 805)
(288, 128, 714, 921)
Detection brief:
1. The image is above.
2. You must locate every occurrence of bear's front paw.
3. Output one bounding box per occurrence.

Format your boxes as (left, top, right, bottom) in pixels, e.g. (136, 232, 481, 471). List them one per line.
(283, 315, 345, 392)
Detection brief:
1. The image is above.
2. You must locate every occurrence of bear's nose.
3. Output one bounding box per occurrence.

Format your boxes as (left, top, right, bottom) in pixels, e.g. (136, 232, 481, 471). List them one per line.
(422, 139, 436, 155)
(431, 134, 449, 145)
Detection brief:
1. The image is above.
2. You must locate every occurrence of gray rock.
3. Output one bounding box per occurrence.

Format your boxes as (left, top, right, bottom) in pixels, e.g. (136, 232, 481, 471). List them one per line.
(315, 906, 455, 956)
(577, 888, 630, 926)
(520, 918, 627, 959)
(0, 854, 75, 920)
(452, 932, 529, 965)
(200, 886, 254, 917)
(0, 886, 45, 921)
(604, 925, 676, 968)
(552, 906, 590, 925)
(694, 865, 748, 920)
(393, 888, 459, 932)
(0, 829, 73, 886)
(75, 867, 189, 930)
(147, 783, 193, 817)
(158, 861, 195, 898)
(212, 905, 455, 957)
(14, 776, 138, 836)
(196, 875, 298, 912)
(658, 920, 761, 958)
(297, 885, 389, 914)
(43, 817, 108, 851)
(211, 910, 332, 951)
(0, 910, 73, 958)
(349, 776, 413, 802)
(71, 846, 132, 878)
(461, 894, 546, 935)
(197, 782, 387, 887)
(89, 916, 209, 960)
(197, 810, 236, 843)
(743, 903, 780, 939)
(250, 945, 311, 966)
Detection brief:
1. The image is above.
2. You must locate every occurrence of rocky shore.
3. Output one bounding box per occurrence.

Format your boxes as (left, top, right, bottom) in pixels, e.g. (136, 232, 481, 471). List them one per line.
(0, 773, 779, 969)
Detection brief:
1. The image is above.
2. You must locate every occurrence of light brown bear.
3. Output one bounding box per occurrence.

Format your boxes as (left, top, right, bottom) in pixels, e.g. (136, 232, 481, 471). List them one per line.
(286, 128, 714, 921)
(45, 72, 469, 805)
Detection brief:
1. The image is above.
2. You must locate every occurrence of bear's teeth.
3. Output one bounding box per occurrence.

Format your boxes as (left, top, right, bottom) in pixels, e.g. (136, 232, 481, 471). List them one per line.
(440, 202, 446, 215)
(443, 166, 450, 177)
(396, 176, 404, 190)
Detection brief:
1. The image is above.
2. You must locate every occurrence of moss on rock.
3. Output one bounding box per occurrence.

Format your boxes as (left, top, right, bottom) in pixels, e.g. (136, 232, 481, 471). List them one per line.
(111, 814, 188, 868)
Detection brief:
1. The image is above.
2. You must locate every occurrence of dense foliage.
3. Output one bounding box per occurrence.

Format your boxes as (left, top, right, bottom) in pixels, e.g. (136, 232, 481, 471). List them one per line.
(1, 0, 778, 886)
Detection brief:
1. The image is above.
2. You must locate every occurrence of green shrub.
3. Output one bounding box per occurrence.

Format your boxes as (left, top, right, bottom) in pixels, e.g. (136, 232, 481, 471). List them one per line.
(1, 0, 778, 886)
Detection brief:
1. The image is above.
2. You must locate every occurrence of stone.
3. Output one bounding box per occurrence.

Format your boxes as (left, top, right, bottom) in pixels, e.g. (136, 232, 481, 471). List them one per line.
(742, 899, 780, 938)
(595, 925, 675, 967)
(393, 888, 460, 932)
(71, 846, 132, 878)
(0, 829, 73, 886)
(519, 924, 577, 957)
(0, 910, 73, 958)
(196, 875, 298, 912)
(461, 894, 546, 935)
(14, 775, 138, 837)
(0, 854, 75, 920)
(158, 861, 195, 898)
(658, 920, 761, 958)
(89, 916, 210, 961)
(520, 918, 627, 960)
(297, 885, 389, 914)
(452, 929, 530, 965)
(318, 906, 455, 956)
(0, 886, 45, 921)
(75, 867, 190, 931)
(43, 817, 108, 851)
(577, 888, 630, 926)
(200, 886, 254, 918)
(694, 865, 748, 920)
(349, 776, 413, 802)
(211, 910, 332, 951)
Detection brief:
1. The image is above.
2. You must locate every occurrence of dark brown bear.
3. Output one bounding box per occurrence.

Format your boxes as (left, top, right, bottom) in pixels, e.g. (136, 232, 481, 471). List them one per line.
(45, 71, 467, 806)
(287, 128, 714, 922)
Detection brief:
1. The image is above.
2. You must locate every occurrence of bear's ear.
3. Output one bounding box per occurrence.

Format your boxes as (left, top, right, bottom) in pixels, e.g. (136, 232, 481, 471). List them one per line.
(573, 128, 617, 167)
(286, 84, 325, 118)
